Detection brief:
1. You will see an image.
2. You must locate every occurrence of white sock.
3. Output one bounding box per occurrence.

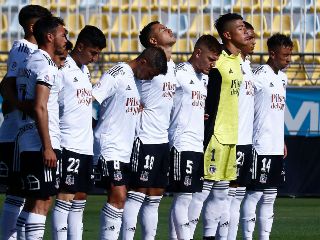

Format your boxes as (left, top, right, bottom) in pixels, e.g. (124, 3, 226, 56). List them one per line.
(169, 203, 178, 240)
(52, 199, 72, 240)
(217, 187, 236, 240)
(25, 212, 46, 240)
(16, 210, 28, 240)
(100, 203, 123, 240)
(121, 191, 145, 240)
(203, 181, 229, 237)
(67, 200, 86, 240)
(240, 190, 263, 240)
(227, 187, 246, 240)
(140, 195, 163, 240)
(0, 195, 25, 240)
(257, 189, 277, 240)
(188, 181, 213, 238)
(170, 193, 192, 240)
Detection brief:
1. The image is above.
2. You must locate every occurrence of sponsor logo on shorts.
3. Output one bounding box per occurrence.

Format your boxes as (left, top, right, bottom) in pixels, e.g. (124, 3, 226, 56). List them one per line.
(208, 165, 216, 174)
(65, 175, 75, 185)
(140, 171, 149, 181)
(113, 171, 123, 181)
(184, 176, 192, 186)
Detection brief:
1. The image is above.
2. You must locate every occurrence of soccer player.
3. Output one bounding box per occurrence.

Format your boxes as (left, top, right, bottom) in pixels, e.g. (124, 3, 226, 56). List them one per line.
(51, 26, 106, 240)
(216, 21, 256, 240)
(0, 5, 52, 239)
(14, 16, 67, 239)
(187, 13, 247, 240)
(168, 35, 222, 240)
(241, 33, 292, 240)
(121, 21, 176, 240)
(93, 46, 167, 240)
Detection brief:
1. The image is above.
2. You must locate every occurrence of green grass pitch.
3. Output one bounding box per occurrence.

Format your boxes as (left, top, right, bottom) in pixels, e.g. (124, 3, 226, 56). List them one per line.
(1, 195, 319, 239)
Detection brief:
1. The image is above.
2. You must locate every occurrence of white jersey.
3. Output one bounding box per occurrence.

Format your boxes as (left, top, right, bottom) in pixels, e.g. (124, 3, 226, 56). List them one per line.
(0, 39, 37, 142)
(16, 49, 60, 152)
(253, 64, 287, 155)
(93, 63, 140, 163)
(59, 55, 93, 155)
(136, 60, 176, 144)
(169, 62, 207, 153)
(238, 58, 255, 145)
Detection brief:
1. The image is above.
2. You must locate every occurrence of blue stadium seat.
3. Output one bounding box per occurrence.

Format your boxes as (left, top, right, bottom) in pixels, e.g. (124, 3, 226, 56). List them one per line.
(293, 14, 320, 38)
(284, 0, 313, 12)
(166, 13, 189, 37)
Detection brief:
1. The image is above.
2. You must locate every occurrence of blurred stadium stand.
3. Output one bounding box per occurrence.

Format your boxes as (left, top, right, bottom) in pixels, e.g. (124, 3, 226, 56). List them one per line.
(0, 0, 320, 85)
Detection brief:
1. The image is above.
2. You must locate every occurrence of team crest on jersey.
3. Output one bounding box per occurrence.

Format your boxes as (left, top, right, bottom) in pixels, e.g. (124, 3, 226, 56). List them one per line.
(140, 171, 149, 181)
(44, 74, 50, 83)
(65, 175, 75, 185)
(184, 176, 192, 186)
(113, 171, 123, 181)
(10, 61, 17, 71)
(259, 173, 267, 184)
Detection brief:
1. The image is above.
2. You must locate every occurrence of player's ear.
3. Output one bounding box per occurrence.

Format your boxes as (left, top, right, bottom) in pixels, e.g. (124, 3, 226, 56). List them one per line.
(47, 32, 54, 43)
(76, 42, 85, 52)
(195, 48, 201, 58)
(139, 58, 147, 65)
(149, 37, 157, 46)
(223, 31, 231, 40)
(29, 23, 35, 34)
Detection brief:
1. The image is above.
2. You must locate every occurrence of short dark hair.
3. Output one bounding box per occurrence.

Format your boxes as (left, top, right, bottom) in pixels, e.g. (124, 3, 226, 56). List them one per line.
(215, 13, 243, 39)
(33, 16, 65, 46)
(139, 21, 160, 48)
(138, 46, 168, 75)
(243, 21, 254, 30)
(19, 5, 52, 30)
(76, 25, 106, 50)
(66, 40, 73, 51)
(194, 35, 222, 55)
(267, 33, 293, 52)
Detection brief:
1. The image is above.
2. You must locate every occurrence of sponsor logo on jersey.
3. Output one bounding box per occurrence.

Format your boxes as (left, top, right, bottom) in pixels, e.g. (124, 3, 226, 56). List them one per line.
(162, 82, 176, 99)
(125, 97, 140, 115)
(191, 90, 206, 108)
(77, 88, 92, 106)
(230, 79, 241, 96)
(190, 80, 194, 84)
(73, 77, 78, 82)
(244, 80, 254, 96)
(126, 85, 132, 90)
(229, 68, 233, 74)
(271, 93, 285, 111)
(270, 82, 274, 87)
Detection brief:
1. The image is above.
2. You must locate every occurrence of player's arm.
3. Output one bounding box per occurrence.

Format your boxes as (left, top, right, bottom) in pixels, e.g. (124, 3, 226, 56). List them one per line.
(284, 142, 287, 159)
(34, 83, 56, 168)
(0, 75, 18, 115)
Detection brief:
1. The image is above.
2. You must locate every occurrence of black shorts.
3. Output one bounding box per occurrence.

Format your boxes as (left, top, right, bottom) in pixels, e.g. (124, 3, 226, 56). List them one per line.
(249, 149, 285, 188)
(168, 147, 204, 193)
(130, 138, 170, 188)
(59, 148, 94, 194)
(20, 149, 61, 198)
(94, 156, 130, 189)
(235, 144, 254, 186)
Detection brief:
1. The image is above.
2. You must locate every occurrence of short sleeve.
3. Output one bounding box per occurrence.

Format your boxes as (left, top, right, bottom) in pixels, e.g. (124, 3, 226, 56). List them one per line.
(92, 72, 118, 104)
